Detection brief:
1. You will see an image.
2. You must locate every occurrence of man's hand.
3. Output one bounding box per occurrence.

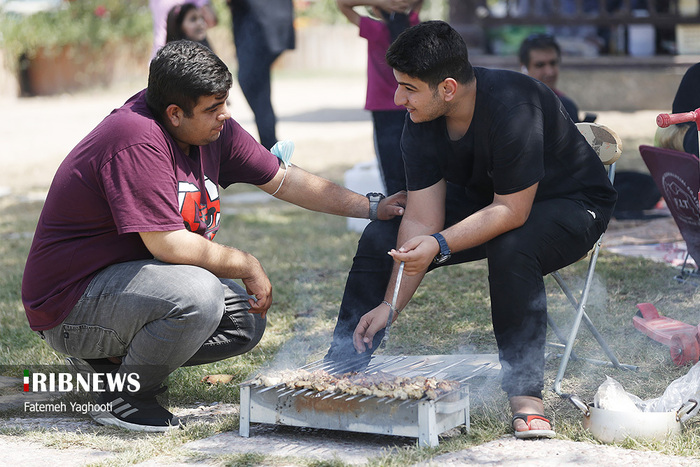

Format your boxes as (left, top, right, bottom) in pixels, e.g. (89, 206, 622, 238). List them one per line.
(377, 190, 406, 220)
(240, 255, 272, 319)
(388, 234, 439, 275)
(353, 304, 393, 353)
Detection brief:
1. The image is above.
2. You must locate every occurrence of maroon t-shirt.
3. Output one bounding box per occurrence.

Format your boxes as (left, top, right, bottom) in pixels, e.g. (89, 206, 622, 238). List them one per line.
(22, 90, 280, 330)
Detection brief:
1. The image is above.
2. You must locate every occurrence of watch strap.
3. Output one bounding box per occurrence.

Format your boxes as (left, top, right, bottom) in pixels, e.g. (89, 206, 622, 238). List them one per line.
(431, 232, 451, 256)
(366, 192, 385, 221)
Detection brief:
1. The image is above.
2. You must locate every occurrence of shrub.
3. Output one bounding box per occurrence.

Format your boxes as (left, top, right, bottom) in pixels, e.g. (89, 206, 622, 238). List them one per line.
(0, 0, 152, 72)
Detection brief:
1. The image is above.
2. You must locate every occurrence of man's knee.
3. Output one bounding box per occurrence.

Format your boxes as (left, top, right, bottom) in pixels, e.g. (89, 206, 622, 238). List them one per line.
(357, 219, 400, 257)
(487, 230, 539, 273)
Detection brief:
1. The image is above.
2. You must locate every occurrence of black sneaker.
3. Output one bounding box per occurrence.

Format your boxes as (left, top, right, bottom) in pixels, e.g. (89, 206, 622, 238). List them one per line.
(90, 386, 181, 432)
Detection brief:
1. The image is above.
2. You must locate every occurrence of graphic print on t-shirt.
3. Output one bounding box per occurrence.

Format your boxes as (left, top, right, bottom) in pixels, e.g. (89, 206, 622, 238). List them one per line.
(177, 177, 221, 239)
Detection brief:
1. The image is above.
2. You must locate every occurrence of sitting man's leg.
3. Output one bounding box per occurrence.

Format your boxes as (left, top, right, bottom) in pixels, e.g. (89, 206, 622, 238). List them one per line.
(42, 259, 263, 431)
(325, 218, 400, 368)
(487, 197, 607, 436)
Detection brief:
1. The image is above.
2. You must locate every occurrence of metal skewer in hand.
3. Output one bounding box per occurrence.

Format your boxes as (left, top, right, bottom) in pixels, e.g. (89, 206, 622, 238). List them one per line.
(380, 260, 404, 349)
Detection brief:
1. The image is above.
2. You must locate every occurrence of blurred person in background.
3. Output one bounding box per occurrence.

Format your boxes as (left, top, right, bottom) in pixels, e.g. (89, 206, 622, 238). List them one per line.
(150, 0, 217, 57)
(227, 0, 295, 150)
(337, 0, 422, 195)
(166, 2, 213, 50)
(520, 33, 661, 219)
(518, 33, 588, 123)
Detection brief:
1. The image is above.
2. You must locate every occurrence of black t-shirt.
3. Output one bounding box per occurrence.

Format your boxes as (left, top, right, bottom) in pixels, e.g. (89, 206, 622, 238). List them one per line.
(402, 67, 617, 217)
(557, 93, 580, 123)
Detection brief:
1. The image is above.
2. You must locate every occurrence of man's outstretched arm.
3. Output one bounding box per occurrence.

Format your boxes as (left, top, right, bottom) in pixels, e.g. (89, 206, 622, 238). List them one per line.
(259, 163, 406, 220)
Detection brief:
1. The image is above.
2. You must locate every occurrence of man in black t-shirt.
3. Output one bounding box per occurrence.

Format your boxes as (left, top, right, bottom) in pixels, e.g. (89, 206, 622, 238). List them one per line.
(325, 21, 617, 439)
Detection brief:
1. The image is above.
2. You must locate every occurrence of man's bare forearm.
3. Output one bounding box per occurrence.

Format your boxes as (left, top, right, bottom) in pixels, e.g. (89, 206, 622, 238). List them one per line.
(140, 229, 260, 279)
(139, 229, 272, 312)
(275, 165, 369, 217)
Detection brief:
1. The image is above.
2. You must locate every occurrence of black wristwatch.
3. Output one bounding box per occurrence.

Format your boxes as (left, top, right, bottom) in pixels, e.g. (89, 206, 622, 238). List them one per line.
(366, 192, 385, 221)
(431, 232, 451, 264)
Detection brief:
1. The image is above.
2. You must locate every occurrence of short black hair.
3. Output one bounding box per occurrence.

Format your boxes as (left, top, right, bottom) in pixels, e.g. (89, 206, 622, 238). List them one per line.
(146, 40, 232, 120)
(386, 20, 474, 89)
(518, 33, 561, 67)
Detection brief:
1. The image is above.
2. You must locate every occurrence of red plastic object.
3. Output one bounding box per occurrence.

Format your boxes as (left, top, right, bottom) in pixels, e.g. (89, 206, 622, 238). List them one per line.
(655, 109, 700, 206)
(656, 108, 700, 128)
(633, 303, 700, 366)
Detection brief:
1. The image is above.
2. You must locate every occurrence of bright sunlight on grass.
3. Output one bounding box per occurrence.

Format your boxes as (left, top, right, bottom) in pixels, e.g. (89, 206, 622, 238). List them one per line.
(2, 178, 700, 464)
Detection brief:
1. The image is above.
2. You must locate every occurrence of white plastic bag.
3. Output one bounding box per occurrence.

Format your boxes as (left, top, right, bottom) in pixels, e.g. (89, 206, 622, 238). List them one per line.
(642, 361, 700, 420)
(594, 376, 642, 412)
(593, 361, 700, 421)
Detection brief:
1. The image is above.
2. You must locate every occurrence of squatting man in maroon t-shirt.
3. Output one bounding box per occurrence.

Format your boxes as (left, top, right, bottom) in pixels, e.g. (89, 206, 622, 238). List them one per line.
(21, 40, 405, 432)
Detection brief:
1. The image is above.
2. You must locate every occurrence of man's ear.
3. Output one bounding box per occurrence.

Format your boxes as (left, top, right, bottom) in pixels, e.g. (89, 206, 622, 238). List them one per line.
(165, 104, 183, 127)
(441, 78, 458, 102)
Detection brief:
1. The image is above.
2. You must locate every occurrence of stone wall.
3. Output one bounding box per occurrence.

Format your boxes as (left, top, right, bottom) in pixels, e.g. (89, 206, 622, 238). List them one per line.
(470, 55, 699, 111)
(560, 68, 683, 112)
(276, 24, 366, 71)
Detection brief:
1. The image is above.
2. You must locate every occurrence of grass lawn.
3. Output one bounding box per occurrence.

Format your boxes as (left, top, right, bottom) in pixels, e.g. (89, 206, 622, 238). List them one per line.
(2, 173, 700, 465)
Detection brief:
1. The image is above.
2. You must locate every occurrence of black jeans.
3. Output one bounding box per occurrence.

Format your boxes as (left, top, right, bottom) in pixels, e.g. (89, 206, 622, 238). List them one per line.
(326, 184, 610, 398)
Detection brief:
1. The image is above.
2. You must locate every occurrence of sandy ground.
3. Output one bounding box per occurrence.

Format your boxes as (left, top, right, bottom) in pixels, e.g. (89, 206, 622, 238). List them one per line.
(1, 401, 698, 466)
(0, 73, 696, 465)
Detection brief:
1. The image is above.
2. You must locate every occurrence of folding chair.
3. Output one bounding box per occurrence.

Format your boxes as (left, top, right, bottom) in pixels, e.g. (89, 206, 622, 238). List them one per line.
(548, 123, 638, 396)
(639, 145, 700, 283)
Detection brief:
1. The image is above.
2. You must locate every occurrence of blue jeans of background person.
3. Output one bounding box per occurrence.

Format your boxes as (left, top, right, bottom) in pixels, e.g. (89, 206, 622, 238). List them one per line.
(325, 183, 609, 399)
(42, 260, 266, 393)
(372, 110, 407, 195)
(232, 11, 279, 150)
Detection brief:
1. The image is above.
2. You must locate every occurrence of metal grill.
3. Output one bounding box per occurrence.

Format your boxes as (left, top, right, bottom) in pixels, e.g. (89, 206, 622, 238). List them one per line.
(239, 354, 498, 447)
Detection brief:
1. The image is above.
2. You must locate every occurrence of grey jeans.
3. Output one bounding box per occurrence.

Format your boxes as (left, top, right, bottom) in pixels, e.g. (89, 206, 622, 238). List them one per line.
(43, 260, 266, 392)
